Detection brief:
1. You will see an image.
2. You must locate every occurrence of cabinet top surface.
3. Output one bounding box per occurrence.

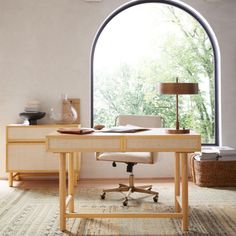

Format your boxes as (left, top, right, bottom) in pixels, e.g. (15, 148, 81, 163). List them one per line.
(7, 124, 80, 128)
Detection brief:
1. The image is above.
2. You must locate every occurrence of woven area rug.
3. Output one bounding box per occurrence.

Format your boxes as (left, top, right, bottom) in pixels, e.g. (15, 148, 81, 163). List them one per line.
(0, 183, 235, 236)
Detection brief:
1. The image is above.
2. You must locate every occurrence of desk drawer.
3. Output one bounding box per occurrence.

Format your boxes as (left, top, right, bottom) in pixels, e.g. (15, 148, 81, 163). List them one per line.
(47, 137, 122, 152)
(125, 137, 200, 152)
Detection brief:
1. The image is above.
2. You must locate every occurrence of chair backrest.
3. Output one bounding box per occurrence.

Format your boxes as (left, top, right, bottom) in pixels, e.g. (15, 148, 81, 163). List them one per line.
(117, 115, 162, 128)
(118, 115, 162, 163)
(96, 115, 162, 163)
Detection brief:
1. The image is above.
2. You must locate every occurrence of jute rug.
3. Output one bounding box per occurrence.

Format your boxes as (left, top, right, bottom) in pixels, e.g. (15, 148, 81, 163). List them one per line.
(0, 183, 235, 235)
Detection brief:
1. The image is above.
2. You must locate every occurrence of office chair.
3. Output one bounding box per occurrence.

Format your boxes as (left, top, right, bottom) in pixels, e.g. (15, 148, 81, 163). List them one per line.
(96, 115, 161, 206)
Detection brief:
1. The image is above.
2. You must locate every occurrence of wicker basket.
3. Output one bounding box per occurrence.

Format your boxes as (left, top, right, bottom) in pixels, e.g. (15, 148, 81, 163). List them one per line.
(190, 154, 236, 187)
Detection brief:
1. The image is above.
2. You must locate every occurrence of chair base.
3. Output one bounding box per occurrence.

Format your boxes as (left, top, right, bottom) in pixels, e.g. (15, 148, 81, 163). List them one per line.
(100, 174, 159, 206)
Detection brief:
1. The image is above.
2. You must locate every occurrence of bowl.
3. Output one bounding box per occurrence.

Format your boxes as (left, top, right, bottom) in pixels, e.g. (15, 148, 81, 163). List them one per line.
(19, 112, 46, 125)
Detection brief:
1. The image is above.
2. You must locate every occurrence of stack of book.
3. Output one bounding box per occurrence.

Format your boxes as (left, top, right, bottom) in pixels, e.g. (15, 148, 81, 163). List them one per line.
(194, 146, 236, 161)
(219, 146, 236, 155)
(195, 149, 220, 161)
(218, 146, 236, 161)
(24, 100, 41, 112)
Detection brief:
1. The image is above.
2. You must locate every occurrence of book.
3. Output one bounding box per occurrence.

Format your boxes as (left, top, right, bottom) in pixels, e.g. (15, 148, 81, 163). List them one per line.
(218, 146, 236, 156)
(194, 155, 218, 161)
(100, 125, 149, 133)
(57, 127, 94, 135)
(194, 146, 236, 161)
(219, 155, 236, 161)
(195, 148, 220, 160)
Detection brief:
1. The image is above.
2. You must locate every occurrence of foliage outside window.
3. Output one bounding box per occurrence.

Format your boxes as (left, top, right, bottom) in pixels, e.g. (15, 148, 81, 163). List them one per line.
(93, 3, 215, 144)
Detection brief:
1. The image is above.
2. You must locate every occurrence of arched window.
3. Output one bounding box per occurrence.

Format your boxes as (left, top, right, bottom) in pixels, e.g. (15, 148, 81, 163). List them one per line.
(91, 0, 220, 145)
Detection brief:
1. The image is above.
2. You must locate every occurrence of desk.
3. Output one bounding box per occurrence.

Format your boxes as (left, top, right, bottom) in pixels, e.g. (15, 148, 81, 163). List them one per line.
(46, 128, 201, 232)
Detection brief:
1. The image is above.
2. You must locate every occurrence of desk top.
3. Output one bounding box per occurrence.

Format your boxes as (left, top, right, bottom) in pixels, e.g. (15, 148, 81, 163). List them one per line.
(47, 128, 199, 138)
(46, 128, 201, 153)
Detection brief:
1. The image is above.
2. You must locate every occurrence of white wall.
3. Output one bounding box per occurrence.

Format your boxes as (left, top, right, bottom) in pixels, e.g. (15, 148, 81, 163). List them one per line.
(0, 0, 235, 179)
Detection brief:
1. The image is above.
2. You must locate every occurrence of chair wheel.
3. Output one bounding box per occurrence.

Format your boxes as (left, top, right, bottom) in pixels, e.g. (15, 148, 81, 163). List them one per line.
(123, 199, 128, 206)
(153, 194, 158, 203)
(100, 192, 106, 200)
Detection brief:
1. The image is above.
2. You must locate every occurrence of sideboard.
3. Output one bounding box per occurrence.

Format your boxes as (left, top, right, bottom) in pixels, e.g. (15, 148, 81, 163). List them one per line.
(6, 124, 81, 186)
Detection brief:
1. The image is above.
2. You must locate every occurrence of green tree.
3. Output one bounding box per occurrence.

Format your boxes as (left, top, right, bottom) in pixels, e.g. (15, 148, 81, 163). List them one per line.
(93, 5, 215, 143)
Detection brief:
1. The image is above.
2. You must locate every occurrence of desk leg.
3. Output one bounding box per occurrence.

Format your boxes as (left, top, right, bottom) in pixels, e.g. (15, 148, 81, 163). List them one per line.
(74, 152, 80, 186)
(59, 153, 66, 231)
(174, 153, 181, 212)
(68, 152, 75, 213)
(181, 153, 189, 231)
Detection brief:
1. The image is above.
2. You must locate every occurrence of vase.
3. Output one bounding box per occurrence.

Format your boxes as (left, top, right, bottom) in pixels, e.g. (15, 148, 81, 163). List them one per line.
(49, 94, 78, 124)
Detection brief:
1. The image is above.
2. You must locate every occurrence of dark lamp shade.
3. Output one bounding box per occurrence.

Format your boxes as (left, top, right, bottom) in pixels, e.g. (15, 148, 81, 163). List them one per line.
(158, 82, 198, 95)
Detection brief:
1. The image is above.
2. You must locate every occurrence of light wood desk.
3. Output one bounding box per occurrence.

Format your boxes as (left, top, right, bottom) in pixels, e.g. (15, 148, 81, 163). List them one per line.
(46, 128, 201, 232)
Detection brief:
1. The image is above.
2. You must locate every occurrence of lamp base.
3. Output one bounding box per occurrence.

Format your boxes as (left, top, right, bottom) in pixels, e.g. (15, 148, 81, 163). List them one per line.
(166, 129, 190, 134)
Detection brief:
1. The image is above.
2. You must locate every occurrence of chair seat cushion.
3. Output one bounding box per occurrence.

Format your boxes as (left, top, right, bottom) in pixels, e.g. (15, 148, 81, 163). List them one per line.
(97, 152, 153, 164)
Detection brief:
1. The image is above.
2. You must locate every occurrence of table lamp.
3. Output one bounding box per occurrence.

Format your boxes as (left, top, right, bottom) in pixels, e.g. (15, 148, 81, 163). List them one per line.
(158, 78, 198, 134)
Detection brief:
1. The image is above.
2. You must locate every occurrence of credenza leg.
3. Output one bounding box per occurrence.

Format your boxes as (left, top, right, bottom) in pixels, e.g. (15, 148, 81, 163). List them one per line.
(59, 153, 66, 231)
(181, 153, 189, 231)
(8, 172, 13, 187)
(174, 153, 181, 212)
(15, 173, 20, 181)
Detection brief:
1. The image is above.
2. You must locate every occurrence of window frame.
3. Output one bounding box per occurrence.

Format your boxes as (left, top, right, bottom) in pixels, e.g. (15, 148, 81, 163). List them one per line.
(91, 0, 220, 146)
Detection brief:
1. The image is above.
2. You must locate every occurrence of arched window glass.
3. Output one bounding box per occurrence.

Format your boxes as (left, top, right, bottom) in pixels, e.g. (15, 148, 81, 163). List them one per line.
(92, 1, 220, 145)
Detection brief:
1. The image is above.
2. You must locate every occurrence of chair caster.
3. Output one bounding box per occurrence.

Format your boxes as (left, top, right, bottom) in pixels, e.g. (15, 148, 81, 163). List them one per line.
(153, 194, 158, 203)
(100, 192, 106, 200)
(123, 198, 128, 206)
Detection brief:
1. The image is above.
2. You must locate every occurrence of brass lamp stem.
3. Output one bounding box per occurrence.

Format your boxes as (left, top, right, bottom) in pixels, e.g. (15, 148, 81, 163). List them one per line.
(176, 77, 179, 130)
(176, 94, 179, 130)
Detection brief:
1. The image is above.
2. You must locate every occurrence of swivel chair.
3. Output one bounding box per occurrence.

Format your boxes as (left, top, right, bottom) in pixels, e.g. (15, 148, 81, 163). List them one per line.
(96, 115, 161, 206)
